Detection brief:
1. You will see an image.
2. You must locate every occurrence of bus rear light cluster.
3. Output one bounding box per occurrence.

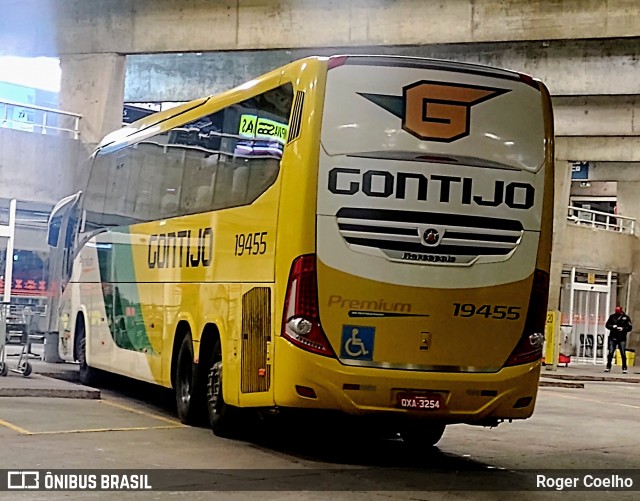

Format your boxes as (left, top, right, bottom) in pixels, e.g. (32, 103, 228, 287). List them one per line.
(281, 254, 335, 358)
(287, 317, 313, 336)
(505, 269, 549, 367)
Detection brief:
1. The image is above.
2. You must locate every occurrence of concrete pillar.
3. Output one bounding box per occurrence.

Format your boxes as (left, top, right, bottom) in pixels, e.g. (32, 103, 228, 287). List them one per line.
(59, 53, 125, 146)
(548, 160, 572, 310)
(44, 332, 64, 363)
(625, 273, 640, 358)
(614, 180, 640, 359)
(622, 257, 640, 358)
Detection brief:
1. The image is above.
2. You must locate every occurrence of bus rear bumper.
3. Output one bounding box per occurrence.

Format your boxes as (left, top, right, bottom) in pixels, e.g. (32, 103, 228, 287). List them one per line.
(273, 340, 541, 424)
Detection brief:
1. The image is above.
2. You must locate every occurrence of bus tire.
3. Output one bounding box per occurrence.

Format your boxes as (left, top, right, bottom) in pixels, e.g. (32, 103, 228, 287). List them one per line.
(175, 334, 204, 425)
(75, 318, 101, 387)
(400, 422, 446, 448)
(206, 340, 239, 437)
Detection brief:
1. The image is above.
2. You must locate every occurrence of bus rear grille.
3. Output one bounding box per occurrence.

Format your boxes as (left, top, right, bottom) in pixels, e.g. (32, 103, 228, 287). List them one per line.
(336, 208, 523, 259)
(241, 287, 271, 393)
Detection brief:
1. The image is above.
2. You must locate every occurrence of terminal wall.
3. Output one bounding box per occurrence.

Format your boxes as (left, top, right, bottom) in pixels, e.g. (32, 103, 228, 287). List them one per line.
(124, 39, 640, 102)
(59, 53, 126, 145)
(560, 225, 634, 274)
(1, 0, 639, 57)
(578, 162, 640, 182)
(0, 128, 90, 205)
(556, 138, 640, 163)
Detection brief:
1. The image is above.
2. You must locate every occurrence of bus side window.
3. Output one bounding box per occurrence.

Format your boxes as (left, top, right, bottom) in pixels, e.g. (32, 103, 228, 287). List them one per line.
(91, 82, 296, 225)
(208, 83, 293, 211)
(231, 164, 250, 202)
(177, 111, 223, 214)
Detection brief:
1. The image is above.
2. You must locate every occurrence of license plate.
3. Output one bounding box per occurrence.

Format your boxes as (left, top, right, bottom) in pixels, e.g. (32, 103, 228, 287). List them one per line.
(397, 393, 445, 410)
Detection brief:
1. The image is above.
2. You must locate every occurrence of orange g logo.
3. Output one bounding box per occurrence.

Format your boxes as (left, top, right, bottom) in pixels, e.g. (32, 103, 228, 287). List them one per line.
(359, 81, 509, 143)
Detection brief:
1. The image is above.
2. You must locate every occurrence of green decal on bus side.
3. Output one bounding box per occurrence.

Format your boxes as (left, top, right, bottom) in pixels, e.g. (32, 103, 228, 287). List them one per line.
(98, 229, 157, 355)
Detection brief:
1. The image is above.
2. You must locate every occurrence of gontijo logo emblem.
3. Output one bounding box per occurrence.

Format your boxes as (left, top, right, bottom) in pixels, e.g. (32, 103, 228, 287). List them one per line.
(359, 81, 509, 142)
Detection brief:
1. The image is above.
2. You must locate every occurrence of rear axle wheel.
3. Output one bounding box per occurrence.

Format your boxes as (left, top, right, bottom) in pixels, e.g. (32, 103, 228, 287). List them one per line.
(175, 333, 206, 425)
(206, 340, 241, 437)
(75, 317, 100, 386)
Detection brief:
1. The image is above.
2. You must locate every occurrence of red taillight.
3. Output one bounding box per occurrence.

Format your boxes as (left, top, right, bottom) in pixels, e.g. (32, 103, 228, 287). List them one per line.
(281, 254, 335, 357)
(328, 55, 349, 70)
(505, 269, 549, 367)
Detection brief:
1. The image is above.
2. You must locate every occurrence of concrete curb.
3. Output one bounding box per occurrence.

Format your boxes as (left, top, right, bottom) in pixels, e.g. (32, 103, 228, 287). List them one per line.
(0, 387, 100, 399)
(36, 371, 81, 383)
(542, 374, 640, 384)
(539, 379, 584, 389)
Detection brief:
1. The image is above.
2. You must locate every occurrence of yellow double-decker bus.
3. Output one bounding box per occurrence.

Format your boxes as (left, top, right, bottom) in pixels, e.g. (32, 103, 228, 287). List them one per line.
(49, 55, 554, 446)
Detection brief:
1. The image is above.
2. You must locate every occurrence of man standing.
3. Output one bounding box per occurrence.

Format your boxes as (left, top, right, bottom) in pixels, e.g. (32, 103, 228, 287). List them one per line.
(605, 306, 633, 374)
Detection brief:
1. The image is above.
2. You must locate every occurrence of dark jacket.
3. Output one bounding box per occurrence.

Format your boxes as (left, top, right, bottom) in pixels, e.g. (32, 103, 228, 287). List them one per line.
(606, 312, 633, 341)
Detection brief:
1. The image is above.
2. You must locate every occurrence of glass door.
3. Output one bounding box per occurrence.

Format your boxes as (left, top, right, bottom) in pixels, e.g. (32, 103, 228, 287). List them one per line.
(566, 268, 613, 365)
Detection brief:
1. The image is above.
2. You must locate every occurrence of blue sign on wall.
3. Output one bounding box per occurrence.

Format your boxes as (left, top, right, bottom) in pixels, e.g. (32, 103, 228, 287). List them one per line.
(571, 161, 589, 180)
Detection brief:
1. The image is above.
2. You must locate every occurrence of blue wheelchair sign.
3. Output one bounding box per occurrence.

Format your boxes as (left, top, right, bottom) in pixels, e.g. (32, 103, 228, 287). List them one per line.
(340, 325, 375, 361)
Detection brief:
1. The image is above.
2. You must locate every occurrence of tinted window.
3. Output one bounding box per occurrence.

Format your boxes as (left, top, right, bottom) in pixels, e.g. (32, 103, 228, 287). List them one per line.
(84, 83, 293, 229)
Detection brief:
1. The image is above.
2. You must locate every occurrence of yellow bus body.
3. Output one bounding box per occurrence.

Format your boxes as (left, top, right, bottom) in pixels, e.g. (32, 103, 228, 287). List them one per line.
(57, 55, 554, 433)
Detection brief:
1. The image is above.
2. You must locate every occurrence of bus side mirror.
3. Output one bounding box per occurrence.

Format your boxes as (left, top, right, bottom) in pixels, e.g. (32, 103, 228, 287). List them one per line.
(47, 191, 82, 249)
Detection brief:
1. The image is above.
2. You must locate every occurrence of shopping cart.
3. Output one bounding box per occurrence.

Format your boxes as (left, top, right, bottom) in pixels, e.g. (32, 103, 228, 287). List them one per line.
(0, 302, 32, 377)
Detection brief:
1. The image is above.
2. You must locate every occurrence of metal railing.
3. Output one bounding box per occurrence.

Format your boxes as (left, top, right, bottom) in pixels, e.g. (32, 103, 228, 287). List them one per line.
(567, 205, 635, 235)
(0, 98, 82, 140)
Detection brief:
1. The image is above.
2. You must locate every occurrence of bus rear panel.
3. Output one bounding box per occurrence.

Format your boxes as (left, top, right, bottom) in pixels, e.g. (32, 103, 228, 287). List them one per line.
(275, 56, 553, 426)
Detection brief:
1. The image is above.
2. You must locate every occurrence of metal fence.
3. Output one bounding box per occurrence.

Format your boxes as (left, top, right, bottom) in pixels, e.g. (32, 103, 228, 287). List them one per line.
(567, 205, 635, 235)
(0, 98, 82, 139)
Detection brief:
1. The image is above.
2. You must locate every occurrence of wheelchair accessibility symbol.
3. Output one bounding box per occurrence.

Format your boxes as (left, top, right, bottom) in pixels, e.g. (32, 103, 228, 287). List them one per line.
(340, 325, 375, 361)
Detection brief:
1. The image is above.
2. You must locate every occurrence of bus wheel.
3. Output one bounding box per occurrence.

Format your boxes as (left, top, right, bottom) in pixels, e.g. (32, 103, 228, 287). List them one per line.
(400, 423, 446, 448)
(206, 340, 239, 437)
(75, 318, 100, 387)
(175, 334, 203, 425)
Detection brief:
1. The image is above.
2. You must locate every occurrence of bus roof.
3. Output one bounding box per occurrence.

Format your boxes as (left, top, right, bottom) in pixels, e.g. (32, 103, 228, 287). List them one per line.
(327, 54, 535, 85)
(96, 57, 319, 154)
(97, 97, 210, 152)
(96, 55, 537, 155)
